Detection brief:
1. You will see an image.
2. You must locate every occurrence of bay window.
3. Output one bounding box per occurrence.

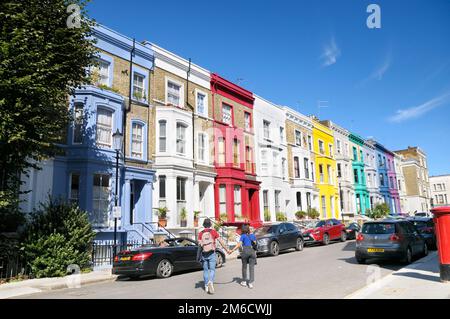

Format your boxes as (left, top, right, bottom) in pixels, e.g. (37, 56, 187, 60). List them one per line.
(92, 174, 110, 227)
(159, 120, 167, 152)
(96, 108, 113, 148)
(176, 123, 187, 155)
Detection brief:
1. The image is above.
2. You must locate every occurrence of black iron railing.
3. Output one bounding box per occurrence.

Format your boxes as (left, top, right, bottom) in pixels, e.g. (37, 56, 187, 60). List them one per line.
(91, 239, 153, 267)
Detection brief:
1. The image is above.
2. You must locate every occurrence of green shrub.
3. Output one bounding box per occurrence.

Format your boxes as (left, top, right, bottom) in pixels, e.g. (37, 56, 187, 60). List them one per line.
(295, 211, 307, 220)
(21, 199, 96, 278)
(275, 212, 287, 221)
(307, 208, 320, 219)
(366, 203, 390, 219)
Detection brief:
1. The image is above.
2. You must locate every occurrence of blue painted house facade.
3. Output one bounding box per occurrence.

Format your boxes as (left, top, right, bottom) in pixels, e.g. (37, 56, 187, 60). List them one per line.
(19, 25, 156, 243)
(372, 141, 395, 214)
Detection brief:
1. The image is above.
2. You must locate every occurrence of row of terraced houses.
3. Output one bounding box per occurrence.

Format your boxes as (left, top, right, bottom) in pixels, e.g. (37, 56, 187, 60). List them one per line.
(19, 25, 432, 243)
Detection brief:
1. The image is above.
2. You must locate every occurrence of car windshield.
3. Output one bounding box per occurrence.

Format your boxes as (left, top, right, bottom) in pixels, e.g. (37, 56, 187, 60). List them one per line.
(362, 223, 396, 234)
(315, 221, 326, 227)
(255, 225, 277, 236)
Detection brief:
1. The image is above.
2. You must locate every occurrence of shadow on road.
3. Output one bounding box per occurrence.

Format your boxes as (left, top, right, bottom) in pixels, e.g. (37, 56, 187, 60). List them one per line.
(338, 256, 404, 271)
(194, 277, 241, 290)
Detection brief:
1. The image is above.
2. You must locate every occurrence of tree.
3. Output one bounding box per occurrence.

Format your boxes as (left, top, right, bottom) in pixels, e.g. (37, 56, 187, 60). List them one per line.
(366, 203, 390, 219)
(21, 198, 96, 278)
(0, 0, 97, 212)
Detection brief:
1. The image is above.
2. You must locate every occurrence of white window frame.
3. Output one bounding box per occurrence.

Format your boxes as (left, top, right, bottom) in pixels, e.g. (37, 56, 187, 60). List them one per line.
(165, 77, 184, 107)
(132, 71, 147, 102)
(295, 130, 302, 146)
(234, 186, 242, 216)
(218, 137, 226, 166)
(130, 121, 145, 160)
(176, 122, 188, 155)
(92, 54, 113, 87)
(244, 112, 251, 131)
(197, 132, 208, 164)
(222, 103, 232, 125)
(96, 107, 114, 149)
(72, 103, 84, 144)
(92, 173, 111, 227)
(195, 89, 208, 117)
(158, 120, 167, 153)
(318, 140, 325, 154)
(263, 120, 271, 140)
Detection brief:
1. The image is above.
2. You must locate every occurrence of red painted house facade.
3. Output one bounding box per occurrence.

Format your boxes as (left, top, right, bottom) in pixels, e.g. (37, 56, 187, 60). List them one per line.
(210, 73, 262, 227)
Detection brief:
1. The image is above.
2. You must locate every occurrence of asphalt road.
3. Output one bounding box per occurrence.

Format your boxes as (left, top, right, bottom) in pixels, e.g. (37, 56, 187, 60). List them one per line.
(17, 240, 405, 299)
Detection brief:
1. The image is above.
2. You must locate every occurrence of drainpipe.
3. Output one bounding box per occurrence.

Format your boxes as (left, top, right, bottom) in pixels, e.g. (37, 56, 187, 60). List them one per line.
(186, 59, 195, 182)
(125, 38, 136, 157)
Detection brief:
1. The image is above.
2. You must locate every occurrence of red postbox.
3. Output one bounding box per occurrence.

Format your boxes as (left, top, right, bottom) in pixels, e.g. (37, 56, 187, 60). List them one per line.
(431, 206, 450, 282)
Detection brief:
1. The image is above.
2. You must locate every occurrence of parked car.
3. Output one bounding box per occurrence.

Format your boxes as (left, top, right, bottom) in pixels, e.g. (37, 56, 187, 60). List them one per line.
(302, 219, 347, 245)
(294, 220, 319, 234)
(345, 222, 361, 240)
(254, 222, 304, 256)
(407, 217, 436, 250)
(112, 237, 226, 279)
(414, 211, 433, 218)
(355, 219, 428, 264)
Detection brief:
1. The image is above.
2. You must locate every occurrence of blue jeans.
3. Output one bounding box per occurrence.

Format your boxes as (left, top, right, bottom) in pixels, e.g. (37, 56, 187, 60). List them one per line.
(201, 252, 216, 285)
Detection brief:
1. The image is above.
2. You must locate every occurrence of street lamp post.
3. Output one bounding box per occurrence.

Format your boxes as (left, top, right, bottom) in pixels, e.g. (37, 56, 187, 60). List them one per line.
(112, 129, 123, 258)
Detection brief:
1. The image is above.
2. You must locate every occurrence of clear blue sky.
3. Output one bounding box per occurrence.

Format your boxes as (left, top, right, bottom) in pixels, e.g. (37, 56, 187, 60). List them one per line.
(86, 0, 450, 175)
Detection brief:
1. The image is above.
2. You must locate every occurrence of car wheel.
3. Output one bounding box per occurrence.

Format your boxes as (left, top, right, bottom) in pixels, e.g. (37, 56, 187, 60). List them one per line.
(423, 243, 429, 257)
(402, 247, 412, 264)
(156, 259, 173, 278)
(216, 252, 224, 268)
(340, 231, 347, 242)
(356, 256, 365, 264)
(269, 241, 280, 256)
(322, 233, 330, 245)
(295, 237, 304, 251)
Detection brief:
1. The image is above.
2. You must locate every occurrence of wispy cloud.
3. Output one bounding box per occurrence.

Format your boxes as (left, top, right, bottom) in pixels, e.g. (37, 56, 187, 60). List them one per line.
(358, 54, 391, 86)
(388, 93, 450, 123)
(320, 37, 340, 67)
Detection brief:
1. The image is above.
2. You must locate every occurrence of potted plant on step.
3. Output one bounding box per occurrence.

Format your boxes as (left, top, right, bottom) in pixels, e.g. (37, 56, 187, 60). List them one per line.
(180, 208, 187, 227)
(295, 211, 307, 220)
(193, 211, 201, 227)
(156, 207, 169, 227)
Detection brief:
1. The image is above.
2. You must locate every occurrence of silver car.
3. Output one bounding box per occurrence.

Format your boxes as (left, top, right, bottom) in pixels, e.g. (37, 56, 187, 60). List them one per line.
(355, 219, 428, 264)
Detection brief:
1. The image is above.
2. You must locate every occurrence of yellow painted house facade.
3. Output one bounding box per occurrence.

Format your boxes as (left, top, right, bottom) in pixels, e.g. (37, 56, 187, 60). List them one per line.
(312, 119, 340, 219)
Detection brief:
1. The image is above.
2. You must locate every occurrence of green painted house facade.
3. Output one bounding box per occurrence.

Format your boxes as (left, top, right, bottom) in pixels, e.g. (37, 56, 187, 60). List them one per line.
(349, 133, 370, 215)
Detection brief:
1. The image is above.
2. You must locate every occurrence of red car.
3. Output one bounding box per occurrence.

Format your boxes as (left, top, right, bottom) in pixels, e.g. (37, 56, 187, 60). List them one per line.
(302, 219, 347, 245)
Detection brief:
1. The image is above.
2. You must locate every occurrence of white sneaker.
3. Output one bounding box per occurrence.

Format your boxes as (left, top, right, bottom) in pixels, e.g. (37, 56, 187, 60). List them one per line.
(205, 285, 209, 293)
(207, 281, 215, 294)
(240, 281, 247, 287)
(248, 283, 254, 289)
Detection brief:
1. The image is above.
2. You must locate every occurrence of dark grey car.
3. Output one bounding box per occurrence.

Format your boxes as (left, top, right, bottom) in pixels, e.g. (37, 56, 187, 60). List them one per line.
(355, 219, 428, 264)
(254, 222, 304, 256)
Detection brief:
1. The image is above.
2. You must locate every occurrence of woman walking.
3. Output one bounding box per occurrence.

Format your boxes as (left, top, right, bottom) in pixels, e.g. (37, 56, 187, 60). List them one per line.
(229, 224, 257, 289)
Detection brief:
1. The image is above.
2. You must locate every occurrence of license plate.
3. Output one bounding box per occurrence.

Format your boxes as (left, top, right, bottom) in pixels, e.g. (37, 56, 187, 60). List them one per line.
(120, 256, 131, 261)
(367, 248, 384, 253)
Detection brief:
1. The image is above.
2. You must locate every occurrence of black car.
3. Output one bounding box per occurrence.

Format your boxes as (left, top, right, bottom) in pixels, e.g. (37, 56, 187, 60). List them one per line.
(112, 237, 226, 279)
(407, 217, 436, 250)
(254, 222, 304, 256)
(345, 222, 361, 240)
(355, 219, 428, 264)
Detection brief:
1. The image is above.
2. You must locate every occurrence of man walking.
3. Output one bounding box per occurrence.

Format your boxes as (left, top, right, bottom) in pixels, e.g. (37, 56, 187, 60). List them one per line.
(198, 218, 229, 294)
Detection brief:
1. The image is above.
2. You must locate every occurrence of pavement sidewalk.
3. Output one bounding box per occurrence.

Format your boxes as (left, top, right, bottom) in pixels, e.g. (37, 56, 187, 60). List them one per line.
(0, 269, 117, 299)
(346, 251, 450, 299)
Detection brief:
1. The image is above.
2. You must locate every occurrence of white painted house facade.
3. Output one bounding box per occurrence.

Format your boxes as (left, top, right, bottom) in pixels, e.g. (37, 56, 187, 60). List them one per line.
(149, 44, 216, 228)
(253, 96, 291, 221)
